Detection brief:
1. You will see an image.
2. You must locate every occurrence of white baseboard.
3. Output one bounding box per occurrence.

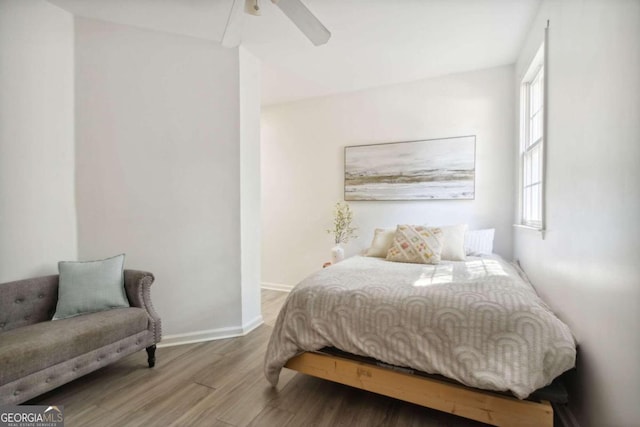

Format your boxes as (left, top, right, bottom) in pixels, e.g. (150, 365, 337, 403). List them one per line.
(261, 282, 293, 292)
(242, 315, 264, 334)
(158, 315, 264, 348)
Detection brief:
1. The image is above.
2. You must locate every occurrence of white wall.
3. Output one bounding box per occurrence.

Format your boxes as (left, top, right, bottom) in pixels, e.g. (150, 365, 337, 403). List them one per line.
(74, 17, 260, 340)
(514, 1, 640, 426)
(262, 65, 515, 287)
(239, 47, 262, 329)
(0, 0, 77, 282)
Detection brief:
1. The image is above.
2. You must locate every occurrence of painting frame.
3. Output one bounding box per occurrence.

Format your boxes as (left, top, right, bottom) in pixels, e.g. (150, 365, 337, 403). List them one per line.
(344, 135, 476, 201)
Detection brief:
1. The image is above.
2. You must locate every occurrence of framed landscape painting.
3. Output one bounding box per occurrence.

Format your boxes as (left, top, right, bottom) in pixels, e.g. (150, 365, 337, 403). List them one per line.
(344, 136, 476, 201)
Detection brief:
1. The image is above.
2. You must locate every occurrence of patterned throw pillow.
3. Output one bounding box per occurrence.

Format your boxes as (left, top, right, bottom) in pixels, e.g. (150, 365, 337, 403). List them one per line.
(386, 225, 444, 264)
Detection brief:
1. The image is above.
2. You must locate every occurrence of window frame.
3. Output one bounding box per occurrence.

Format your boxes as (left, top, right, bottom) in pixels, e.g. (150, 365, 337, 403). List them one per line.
(518, 42, 546, 231)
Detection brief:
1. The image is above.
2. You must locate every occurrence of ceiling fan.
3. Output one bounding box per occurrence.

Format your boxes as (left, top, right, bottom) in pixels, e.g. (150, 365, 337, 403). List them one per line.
(225, 0, 331, 46)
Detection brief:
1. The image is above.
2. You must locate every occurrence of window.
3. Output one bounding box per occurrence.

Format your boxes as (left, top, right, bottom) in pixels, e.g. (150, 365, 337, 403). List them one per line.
(519, 43, 545, 229)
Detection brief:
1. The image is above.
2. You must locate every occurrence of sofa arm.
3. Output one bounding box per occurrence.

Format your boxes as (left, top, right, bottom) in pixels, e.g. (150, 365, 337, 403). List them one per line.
(124, 270, 161, 344)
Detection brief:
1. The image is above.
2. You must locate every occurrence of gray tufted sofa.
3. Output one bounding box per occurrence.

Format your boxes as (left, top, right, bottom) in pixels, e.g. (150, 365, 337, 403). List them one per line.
(0, 270, 161, 405)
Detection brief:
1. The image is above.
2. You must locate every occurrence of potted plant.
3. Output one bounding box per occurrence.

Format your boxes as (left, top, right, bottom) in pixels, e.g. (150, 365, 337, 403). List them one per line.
(327, 202, 357, 263)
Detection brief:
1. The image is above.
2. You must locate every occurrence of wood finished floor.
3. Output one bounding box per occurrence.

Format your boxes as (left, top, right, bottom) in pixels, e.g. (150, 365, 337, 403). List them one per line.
(28, 290, 488, 427)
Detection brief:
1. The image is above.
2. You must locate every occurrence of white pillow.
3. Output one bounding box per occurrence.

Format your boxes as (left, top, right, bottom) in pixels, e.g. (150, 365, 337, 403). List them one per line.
(365, 228, 395, 257)
(464, 228, 495, 255)
(438, 224, 468, 261)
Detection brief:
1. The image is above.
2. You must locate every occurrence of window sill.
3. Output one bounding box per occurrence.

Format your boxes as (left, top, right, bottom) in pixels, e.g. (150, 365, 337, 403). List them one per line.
(513, 224, 546, 239)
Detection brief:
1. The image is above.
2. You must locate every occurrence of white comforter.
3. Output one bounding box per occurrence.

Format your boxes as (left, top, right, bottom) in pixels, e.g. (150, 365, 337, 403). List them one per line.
(264, 256, 576, 399)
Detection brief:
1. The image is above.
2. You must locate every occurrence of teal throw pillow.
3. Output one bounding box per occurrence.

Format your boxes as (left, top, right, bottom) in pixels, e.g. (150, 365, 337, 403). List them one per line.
(53, 253, 130, 320)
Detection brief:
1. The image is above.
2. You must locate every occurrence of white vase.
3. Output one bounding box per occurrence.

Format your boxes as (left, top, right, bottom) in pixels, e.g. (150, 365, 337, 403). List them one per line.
(331, 245, 345, 264)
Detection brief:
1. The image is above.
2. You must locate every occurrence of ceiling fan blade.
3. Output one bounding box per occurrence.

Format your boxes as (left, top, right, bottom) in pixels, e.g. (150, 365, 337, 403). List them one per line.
(271, 0, 331, 46)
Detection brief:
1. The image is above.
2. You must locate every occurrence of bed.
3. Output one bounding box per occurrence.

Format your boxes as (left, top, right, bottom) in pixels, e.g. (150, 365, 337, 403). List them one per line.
(264, 255, 576, 426)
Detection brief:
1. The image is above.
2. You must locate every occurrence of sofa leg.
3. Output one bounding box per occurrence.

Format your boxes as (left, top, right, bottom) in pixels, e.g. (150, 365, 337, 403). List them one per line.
(146, 345, 156, 368)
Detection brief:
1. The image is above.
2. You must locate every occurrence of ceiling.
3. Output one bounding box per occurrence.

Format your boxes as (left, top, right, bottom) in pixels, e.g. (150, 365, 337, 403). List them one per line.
(48, 0, 540, 106)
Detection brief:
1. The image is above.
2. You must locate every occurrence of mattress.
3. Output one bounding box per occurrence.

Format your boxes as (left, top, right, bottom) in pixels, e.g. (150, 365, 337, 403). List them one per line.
(264, 255, 576, 399)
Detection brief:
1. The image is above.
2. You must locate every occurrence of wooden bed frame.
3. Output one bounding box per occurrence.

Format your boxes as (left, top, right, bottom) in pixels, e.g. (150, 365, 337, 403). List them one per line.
(285, 351, 553, 427)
